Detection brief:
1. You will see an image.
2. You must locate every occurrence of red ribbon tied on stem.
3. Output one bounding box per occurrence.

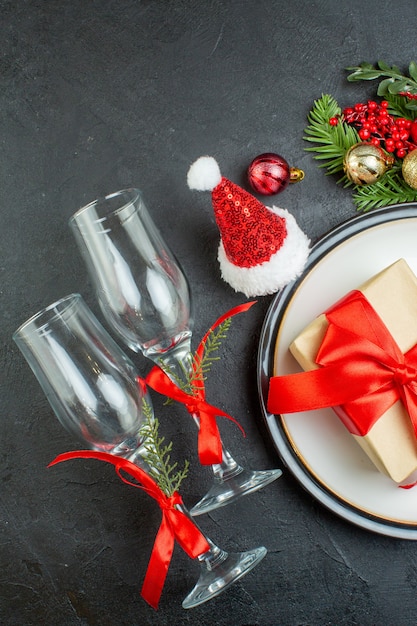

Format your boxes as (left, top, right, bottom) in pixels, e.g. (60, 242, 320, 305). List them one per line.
(267, 291, 417, 438)
(145, 302, 255, 465)
(146, 366, 244, 465)
(48, 450, 210, 610)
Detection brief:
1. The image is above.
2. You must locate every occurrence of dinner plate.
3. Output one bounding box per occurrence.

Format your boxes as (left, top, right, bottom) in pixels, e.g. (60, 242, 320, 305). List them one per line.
(257, 203, 417, 539)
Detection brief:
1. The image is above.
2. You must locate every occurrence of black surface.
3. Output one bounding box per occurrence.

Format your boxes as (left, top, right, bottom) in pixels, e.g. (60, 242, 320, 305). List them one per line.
(2, 1, 417, 625)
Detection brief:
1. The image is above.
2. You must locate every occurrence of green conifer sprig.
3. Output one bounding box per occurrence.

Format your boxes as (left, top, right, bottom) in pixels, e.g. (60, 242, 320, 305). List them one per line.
(161, 318, 232, 399)
(352, 166, 417, 212)
(140, 400, 189, 497)
(188, 317, 232, 393)
(303, 94, 360, 182)
(158, 356, 193, 398)
(385, 93, 417, 119)
(303, 93, 417, 211)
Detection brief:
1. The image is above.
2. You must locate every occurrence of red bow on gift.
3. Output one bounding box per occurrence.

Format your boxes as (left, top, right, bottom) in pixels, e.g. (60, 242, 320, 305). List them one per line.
(48, 451, 210, 610)
(267, 290, 417, 438)
(146, 302, 255, 465)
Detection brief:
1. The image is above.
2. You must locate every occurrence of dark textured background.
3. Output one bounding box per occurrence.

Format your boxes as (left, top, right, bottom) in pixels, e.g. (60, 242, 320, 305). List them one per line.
(2, 1, 417, 624)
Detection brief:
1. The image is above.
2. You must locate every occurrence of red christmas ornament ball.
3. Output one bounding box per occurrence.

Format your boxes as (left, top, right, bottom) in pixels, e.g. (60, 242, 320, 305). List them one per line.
(410, 120, 417, 144)
(247, 152, 291, 195)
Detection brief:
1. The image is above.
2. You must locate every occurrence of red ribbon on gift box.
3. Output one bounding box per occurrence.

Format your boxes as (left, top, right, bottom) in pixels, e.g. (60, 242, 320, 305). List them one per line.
(267, 290, 417, 438)
(146, 301, 255, 465)
(48, 450, 210, 610)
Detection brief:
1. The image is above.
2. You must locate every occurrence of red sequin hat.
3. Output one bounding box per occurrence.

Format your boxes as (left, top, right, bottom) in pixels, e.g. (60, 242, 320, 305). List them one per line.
(187, 156, 310, 297)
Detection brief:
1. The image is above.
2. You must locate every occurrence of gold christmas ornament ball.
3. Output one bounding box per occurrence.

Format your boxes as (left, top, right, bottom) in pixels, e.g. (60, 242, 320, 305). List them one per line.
(343, 142, 394, 186)
(402, 149, 417, 190)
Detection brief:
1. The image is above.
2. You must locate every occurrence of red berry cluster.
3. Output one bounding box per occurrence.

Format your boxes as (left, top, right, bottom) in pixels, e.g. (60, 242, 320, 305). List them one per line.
(331, 100, 417, 159)
(399, 92, 417, 101)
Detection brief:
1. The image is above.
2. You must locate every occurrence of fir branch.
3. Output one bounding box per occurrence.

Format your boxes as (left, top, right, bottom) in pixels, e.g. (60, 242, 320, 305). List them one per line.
(303, 94, 360, 181)
(304, 66, 417, 212)
(188, 317, 232, 394)
(384, 93, 417, 119)
(162, 318, 232, 399)
(352, 167, 417, 212)
(139, 400, 189, 497)
(158, 355, 193, 399)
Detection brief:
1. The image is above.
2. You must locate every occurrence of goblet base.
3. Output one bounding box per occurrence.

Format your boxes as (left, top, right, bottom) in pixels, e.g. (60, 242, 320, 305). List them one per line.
(182, 545, 267, 609)
(190, 467, 282, 516)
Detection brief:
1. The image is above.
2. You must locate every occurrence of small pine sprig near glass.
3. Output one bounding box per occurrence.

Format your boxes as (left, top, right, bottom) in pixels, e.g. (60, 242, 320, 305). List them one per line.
(162, 317, 232, 399)
(188, 317, 232, 395)
(140, 399, 189, 497)
(304, 62, 417, 211)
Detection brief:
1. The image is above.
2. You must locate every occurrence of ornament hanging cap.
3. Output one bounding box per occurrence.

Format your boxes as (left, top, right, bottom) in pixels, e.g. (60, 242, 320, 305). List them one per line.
(187, 156, 310, 297)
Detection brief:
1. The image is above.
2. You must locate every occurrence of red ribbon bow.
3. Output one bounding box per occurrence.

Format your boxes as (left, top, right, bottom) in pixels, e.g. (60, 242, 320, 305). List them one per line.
(267, 290, 417, 438)
(48, 451, 210, 610)
(145, 366, 245, 465)
(146, 302, 255, 465)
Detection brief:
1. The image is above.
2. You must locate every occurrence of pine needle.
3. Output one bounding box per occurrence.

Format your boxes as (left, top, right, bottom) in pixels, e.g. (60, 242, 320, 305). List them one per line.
(385, 93, 417, 119)
(189, 318, 232, 394)
(304, 92, 417, 211)
(352, 167, 417, 212)
(159, 355, 193, 400)
(163, 317, 232, 399)
(303, 94, 360, 182)
(139, 399, 189, 497)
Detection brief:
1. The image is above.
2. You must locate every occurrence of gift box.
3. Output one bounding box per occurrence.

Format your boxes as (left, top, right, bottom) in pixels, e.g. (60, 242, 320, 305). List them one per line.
(271, 258, 417, 483)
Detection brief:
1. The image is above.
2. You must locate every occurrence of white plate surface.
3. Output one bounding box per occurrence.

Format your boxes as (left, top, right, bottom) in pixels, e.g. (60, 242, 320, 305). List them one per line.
(258, 204, 417, 539)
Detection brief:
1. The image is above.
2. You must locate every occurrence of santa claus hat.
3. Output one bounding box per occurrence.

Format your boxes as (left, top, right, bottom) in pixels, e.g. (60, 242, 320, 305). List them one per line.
(187, 156, 310, 297)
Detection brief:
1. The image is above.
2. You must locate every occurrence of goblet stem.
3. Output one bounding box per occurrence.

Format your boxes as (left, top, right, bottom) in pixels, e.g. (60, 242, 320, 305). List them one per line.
(69, 190, 281, 515)
(152, 340, 282, 516)
(123, 448, 267, 608)
(177, 503, 266, 609)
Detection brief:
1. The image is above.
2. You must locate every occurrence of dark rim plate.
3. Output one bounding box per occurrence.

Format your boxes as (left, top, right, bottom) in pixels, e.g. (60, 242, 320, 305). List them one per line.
(257, 203, 417, 540)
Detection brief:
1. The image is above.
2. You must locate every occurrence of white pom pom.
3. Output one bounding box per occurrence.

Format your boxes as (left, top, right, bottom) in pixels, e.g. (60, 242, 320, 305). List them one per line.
(187, 156, 222, 191)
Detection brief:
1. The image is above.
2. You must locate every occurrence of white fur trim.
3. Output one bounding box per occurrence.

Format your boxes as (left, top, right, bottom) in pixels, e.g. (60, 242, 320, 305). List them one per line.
(217, 207, 310, 297)
(187, 156, 222, 191)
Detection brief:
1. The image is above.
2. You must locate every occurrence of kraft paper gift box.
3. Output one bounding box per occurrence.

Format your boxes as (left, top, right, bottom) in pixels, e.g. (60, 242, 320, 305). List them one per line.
(287, 258, 417, 483)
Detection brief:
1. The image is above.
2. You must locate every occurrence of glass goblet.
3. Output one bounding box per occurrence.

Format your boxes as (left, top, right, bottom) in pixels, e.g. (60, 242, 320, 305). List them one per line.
(13, 293, 267, 609)
(69, 188, 282, 516)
